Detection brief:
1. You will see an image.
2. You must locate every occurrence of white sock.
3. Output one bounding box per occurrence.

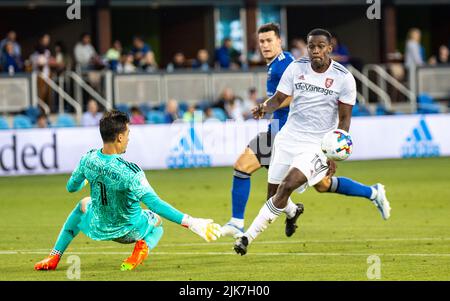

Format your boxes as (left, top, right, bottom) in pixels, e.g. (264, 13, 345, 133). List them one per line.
(50, 249, 63, 257)
(245, 198, 282, 243)
(370, 187, 377, 200)
(229, 217, 244, 229)
(284, 198, 298, 219)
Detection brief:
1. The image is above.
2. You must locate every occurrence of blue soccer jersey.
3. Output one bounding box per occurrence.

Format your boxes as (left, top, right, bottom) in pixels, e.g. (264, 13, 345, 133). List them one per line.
(266, 51, 295, 134)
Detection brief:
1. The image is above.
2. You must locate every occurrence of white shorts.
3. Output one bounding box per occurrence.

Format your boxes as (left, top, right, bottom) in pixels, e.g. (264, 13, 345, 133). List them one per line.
(268, 135, 329, 193)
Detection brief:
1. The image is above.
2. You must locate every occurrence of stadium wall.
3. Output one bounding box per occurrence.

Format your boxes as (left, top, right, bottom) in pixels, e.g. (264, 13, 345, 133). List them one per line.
(0, 114, 449, 177)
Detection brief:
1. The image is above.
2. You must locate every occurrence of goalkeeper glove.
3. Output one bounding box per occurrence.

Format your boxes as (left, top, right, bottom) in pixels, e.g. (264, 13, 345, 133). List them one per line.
(181, 215, 221, 242)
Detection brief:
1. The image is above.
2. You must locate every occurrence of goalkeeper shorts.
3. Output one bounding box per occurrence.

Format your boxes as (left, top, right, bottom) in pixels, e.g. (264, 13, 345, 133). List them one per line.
(113, 210, 163, 244)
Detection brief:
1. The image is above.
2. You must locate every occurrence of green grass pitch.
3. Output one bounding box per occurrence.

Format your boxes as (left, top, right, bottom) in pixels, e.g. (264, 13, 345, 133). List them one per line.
(0, 157, 449, 280)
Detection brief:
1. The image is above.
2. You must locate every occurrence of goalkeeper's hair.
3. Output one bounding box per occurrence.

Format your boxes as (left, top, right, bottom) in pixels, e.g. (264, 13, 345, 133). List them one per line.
(99, 110, 130, 143)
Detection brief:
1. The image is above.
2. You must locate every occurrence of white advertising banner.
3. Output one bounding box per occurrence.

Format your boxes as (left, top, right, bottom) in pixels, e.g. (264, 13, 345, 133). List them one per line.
(1, 114, 449, 177)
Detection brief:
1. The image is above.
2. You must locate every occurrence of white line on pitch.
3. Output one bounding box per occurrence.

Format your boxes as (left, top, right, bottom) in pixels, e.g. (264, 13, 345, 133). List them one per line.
(2, 251, 450, 257)
(7, 237, 449, 252)
(162, 237, 450, 247)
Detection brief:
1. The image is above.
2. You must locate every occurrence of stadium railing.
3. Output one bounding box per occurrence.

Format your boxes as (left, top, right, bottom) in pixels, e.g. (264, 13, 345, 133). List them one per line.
(363, 64, 417, 113)
(1, 65, 449, 118)
(0, 73, 31, 114)
(416, 65, 450, 100)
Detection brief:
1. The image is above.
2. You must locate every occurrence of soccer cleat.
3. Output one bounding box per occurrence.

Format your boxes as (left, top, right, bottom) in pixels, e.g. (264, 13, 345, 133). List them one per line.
(285, 203, 304, 237)
(34, 254, 61, 271)
(233, 235, 249, 256)
(220, 222, 244, 239)
(120, 240, 149, 271)
(372, 183, 391, 220)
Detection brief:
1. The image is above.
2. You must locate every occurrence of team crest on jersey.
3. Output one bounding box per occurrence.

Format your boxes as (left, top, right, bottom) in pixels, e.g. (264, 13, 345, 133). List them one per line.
(325, 78, 334, 88)
(298, 74, 305, 80)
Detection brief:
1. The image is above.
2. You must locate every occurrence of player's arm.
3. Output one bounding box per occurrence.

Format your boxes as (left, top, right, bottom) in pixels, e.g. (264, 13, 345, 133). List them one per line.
(253, 91, 290, 118)
(328, 102, 352, 176)
(337, 73, 357, 132)
(253, 62, 295, 118)
(134, 173, 221, 242)
(279, 96, 292, 109)
(66, 157, 87, 193)
(337, 102, 352, 132)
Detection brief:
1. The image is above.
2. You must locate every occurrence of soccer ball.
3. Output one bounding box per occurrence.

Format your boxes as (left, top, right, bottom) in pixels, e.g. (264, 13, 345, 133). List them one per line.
(321, 129, 353, 161)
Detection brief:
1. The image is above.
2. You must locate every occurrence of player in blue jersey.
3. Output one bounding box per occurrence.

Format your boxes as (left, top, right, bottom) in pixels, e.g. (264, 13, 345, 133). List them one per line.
(221, 23, 390, 239)
(35, 111, 221, 271)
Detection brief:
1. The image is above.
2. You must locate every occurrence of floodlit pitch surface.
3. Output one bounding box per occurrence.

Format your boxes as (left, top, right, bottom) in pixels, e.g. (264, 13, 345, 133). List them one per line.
(0, 157, 449, 280)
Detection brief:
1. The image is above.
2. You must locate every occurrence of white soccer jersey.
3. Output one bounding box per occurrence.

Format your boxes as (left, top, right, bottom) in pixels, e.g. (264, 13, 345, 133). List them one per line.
(276, 57, 356, 145)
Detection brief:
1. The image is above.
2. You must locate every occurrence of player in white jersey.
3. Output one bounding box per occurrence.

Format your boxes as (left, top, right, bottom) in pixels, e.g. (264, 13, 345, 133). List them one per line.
(233, 28, 390, 255)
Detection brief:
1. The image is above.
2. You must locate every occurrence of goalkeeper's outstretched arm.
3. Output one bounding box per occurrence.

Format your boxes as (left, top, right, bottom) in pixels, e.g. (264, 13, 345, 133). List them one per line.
(140, 193, 221, 242)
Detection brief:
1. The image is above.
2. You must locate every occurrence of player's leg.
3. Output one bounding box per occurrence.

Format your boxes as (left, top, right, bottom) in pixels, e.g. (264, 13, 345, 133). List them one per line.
(234, 151, 329, 255)
(222, 132, 272, 237)
(35, 197, 90, 270)
(228, 147, 261, 230)
(234, 166, 307, 255)
(267, 181, 303, 237)
(119, 211, 163, 271)
(314, 176, 391, 220)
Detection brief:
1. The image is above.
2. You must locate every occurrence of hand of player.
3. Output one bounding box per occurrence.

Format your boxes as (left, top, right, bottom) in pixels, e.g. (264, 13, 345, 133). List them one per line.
(326, 159, 337, 177)
(182, 216, 222, 242)
(252, 103, 266, 119)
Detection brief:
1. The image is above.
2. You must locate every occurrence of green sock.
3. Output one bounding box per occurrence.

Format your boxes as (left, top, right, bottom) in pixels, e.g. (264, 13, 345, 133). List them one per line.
(51, 201, 83, 256)
(144, 226, 163, 251)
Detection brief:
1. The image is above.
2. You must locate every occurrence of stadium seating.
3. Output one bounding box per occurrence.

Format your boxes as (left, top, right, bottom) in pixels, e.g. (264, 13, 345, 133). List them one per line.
(416, 93, 441, 114)
(13, 115, 32, 129)
(146, 111, 166, 124)
(178, 102, 189, 112)
(212, 108, 227, 121)
(115, 104, 131, 115)
(139, 103, 152, 116)
(197, 100, 211, 111)
(152, 103, 166, 112)
(24, 106, 41, 124)
(352, 103, 371, 117)
(375, 104, 393, 116)
(0, 116, 9, 130)
(54, 114, 76, 127)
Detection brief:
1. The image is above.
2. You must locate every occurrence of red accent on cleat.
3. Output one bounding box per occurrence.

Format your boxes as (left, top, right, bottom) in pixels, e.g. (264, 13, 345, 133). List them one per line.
(34, 254, 61, 271)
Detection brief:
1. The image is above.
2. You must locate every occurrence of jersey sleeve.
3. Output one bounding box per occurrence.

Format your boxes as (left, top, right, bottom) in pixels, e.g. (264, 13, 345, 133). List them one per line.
(140, 193, 185, 224)
(129, 171, 155, 200)
(276, 62, 295, 96)
(66, 155, 87, 193)
(131, 172, 185, 224)
(338, 73, 357, 105)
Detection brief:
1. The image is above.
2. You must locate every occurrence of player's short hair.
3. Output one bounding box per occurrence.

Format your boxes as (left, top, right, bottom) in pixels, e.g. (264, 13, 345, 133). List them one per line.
(307, 28, 332, 43)
(100, 110, 130, 143)
(257, 23, 281, 38)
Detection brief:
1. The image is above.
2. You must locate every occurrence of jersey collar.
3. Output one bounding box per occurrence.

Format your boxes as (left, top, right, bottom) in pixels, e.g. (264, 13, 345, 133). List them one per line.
(308, 58, 334, 75)
(97, 149, 120, 160)
(266, 51, 284, 66)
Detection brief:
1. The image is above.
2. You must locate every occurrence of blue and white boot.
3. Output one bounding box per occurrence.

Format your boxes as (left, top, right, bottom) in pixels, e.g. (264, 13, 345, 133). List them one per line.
(220, 222, 244, 239)
(372, 183, 391, 220)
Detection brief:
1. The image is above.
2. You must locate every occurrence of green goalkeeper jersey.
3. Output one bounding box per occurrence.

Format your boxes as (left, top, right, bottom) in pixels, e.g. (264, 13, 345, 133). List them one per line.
(66, 149, 182, 241)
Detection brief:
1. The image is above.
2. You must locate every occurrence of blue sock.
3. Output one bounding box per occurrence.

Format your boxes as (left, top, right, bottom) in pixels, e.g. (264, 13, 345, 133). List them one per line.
(231, 170, 251, 219)
(52, 201, 83, 255)
(330, 177, 374, 200)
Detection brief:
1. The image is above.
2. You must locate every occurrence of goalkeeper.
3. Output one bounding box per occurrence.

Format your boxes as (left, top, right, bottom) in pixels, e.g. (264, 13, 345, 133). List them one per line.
(35, 110, 221, 271)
